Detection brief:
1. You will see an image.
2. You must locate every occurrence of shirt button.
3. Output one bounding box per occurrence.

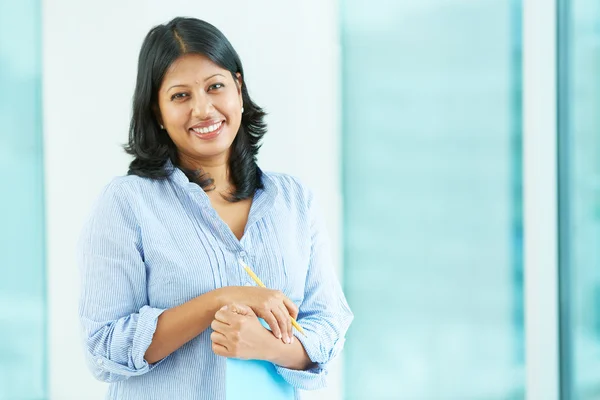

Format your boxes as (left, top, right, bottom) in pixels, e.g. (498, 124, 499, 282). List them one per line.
(96, 358, 103, 366)
(239, 251, 247, 258)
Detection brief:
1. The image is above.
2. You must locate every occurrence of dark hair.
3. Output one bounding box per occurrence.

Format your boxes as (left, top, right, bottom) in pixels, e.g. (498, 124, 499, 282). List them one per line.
(125, 17, 267, 202)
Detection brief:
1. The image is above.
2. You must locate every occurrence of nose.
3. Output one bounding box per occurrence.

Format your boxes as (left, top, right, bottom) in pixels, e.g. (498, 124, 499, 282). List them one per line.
(191, 92, 214, 119)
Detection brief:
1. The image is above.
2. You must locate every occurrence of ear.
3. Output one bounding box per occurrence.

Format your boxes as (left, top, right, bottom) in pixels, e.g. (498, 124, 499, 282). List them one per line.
(235, 72, 243, 91)
(235, 72, 243, 103)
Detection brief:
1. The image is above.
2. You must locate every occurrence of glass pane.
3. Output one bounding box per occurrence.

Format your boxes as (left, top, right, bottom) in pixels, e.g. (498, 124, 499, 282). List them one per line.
(0, 0, 46, 399)
(561, 0, 600, 398)
(341, 1, 525, 399)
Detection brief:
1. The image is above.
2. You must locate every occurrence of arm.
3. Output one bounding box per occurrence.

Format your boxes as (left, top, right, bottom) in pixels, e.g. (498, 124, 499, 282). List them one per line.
(211, 304, 312, 370)
(144, 286, 289, 363)
(210, 188, 354, 390)
(79, 183, 225, 380)
(144, 290, 224, 364)
(78, 182, 163, 382)
(265, 334, 316, 371)
(79, 182, 298, 380)
(210, 304, 315, 370)
(274, 188, 354, 390)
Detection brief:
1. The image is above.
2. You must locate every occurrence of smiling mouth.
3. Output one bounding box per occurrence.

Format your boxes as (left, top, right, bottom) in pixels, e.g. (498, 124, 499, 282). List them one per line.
(190, 121, 223, 134)
(189, 121, 224, 140)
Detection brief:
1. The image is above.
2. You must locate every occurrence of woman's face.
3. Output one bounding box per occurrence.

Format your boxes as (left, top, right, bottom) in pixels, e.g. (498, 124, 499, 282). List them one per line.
(157, 53, 243, 165)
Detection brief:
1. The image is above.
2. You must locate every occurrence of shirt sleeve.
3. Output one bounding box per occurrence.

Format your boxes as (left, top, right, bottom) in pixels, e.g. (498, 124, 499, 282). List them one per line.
(77, 181, 167, 383)
(275, 187, 354, 390)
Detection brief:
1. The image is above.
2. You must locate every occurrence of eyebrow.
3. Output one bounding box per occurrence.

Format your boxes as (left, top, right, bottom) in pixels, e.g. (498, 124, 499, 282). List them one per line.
(167, 73, 226, 91)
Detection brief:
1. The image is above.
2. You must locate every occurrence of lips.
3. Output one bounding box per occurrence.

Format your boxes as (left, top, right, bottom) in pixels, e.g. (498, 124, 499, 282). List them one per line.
(189, 120, 224, 140)
(190, 120, 223, 134)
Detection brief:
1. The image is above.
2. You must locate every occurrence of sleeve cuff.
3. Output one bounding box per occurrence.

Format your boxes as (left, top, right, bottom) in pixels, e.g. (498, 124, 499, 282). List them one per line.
(296, 326, 346, 365)
(273, 331, 347, 390)
(275, 363, 328, 390)
(90, 306, 167, 379)
(132, 305, 167, 370)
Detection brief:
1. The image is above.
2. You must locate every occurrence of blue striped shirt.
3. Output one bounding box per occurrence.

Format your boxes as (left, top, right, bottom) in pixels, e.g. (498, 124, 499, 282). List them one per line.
(77, 162, 353, 399)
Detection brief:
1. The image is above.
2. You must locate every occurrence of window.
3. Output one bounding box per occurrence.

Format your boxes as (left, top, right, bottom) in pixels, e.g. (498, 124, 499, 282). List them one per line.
(558, 0, 600, 398)
(0, 1, 46, 398)
(341, 1, 525, 398)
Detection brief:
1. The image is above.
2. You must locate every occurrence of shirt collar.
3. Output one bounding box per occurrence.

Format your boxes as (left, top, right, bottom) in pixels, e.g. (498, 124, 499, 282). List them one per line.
(164, 158, 278, 214)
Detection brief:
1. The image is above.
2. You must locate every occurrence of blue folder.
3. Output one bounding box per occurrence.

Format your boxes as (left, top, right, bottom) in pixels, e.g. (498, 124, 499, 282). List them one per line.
(225, 319, 295, 399)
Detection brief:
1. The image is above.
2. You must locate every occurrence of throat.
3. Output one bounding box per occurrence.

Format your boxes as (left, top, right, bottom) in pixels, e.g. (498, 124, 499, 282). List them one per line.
(208, 196, 253, 241)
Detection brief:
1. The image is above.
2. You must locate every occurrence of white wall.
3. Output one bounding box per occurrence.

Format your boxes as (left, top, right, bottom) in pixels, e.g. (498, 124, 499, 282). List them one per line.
(523, 0, 560, 398)
(42, 1, 342, 399)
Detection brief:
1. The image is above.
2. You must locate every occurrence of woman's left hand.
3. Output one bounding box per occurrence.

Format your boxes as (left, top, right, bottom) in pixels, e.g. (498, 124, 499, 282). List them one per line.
(210, 304, 280, 360)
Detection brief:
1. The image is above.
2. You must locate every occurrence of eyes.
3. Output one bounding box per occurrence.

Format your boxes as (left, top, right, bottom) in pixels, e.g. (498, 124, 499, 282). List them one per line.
(170, 93, 188, 101)
(209, 83, 224, 91)
(170, 83, 225, 101)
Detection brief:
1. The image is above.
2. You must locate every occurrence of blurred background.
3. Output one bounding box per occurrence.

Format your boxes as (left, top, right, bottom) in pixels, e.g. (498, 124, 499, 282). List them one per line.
(0, 0, 598, 399)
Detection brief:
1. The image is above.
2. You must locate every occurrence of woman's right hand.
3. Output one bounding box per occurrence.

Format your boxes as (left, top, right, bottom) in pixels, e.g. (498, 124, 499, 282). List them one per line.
(217, 286, 299, 344)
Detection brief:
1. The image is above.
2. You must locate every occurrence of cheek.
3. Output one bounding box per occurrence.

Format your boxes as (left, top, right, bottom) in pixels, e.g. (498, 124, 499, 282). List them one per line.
(162, 104, 189, 127)
(219, 91, 243, 117)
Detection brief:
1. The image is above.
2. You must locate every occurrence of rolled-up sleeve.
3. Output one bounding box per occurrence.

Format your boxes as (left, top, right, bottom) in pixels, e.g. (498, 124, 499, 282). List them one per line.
(275, 188, 354, 390)
(77, 182, 166, 383)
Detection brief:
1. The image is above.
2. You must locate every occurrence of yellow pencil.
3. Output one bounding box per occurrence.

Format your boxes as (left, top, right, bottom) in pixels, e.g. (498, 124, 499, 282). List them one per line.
(237, 259, 307, 337)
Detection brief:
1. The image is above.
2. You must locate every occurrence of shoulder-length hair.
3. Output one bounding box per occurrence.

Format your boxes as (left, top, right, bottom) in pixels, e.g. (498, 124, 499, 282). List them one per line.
(125, 17, 267, 201)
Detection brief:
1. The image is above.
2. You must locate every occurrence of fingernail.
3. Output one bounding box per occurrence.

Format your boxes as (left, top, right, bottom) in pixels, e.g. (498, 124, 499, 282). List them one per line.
(286, 337, 291, 344)
(278, 334, 282, 339)
(221, 305, 228, 310)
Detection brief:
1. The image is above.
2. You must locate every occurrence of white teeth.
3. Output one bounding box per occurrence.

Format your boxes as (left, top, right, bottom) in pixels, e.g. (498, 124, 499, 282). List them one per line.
(192, 122, 221, 134)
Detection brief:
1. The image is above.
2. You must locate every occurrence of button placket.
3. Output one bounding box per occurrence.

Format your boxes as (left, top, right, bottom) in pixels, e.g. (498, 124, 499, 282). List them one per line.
(199, 202, 237, 288)
(237, 251, 256, 286)
(183, 188, 227, 289)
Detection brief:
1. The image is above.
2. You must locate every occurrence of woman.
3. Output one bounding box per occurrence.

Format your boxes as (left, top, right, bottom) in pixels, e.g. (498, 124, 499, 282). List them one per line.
(77, 16, 353, 399)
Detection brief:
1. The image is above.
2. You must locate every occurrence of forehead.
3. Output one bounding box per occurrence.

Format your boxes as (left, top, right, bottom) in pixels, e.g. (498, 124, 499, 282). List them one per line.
(161, 53, 228, 87)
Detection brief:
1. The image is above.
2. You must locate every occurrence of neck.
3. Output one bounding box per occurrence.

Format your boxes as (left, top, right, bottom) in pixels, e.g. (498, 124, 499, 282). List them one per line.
(178, 152, 232, 194)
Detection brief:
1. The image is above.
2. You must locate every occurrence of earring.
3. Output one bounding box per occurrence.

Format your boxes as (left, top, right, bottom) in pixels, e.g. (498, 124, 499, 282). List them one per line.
(160, 124, 164, 129)
(241, 106, 244, 113)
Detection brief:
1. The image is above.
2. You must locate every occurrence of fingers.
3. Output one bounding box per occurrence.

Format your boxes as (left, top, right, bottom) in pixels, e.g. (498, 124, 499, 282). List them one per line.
(210, 330, 228, 345)
(230, 287, 298, 344)
(211, 341, 228, 357)
(217, 304, 255, 322)
(271, 307, 291, 344)
(214, 306, 233, 324)
(283, 297, 299, 320)
(279, 304, 293, 343)
(210, 319, 230, 334)
(229, 303, 255, 316)
(210, 330, 228, 356)
(262, 312, 283, 340)
(282, 297, 299, 343)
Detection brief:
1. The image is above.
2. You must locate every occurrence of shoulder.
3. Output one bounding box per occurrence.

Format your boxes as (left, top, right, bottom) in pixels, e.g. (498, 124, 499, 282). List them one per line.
(262, 171, 315, 203)
(261, 171, 325, 222)
(98, 174, 166, 199)
(90, 174, 165, 216)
